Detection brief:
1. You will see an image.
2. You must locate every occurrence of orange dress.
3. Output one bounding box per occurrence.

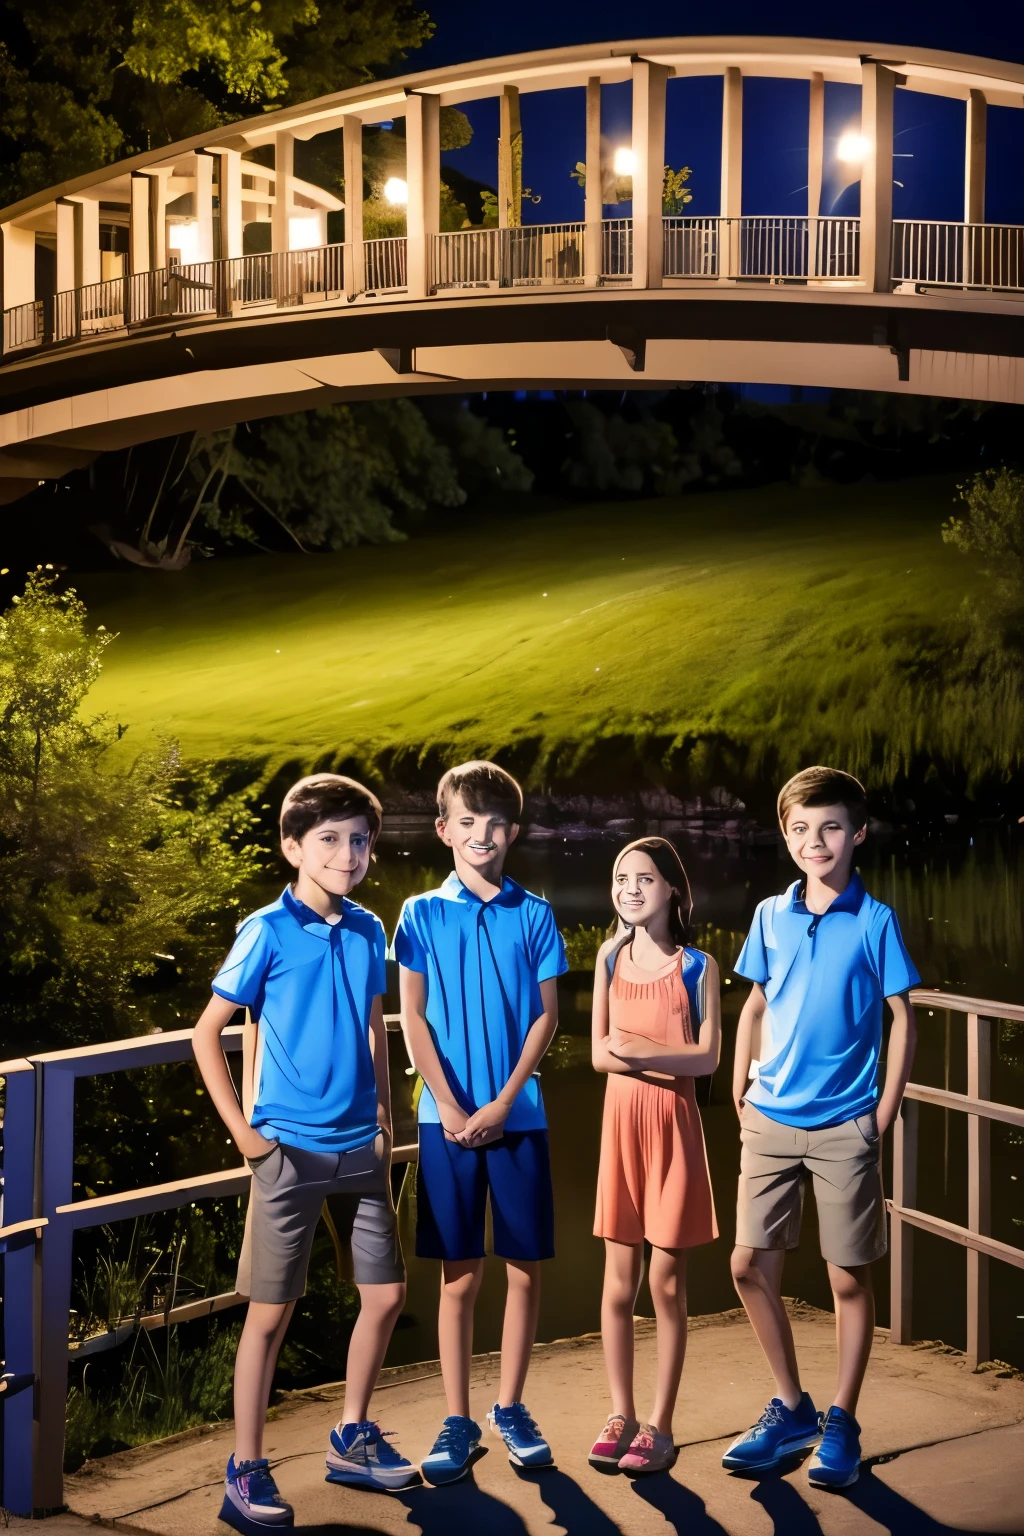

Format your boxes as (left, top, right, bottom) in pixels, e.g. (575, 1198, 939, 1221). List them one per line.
(593, 946, 718, 1250)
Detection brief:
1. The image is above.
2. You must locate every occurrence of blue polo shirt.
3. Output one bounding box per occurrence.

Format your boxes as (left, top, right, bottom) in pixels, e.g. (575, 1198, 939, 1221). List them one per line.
(393, 873, 568, 1130)
(735, 872, 920, 1129)
(211, 886, 385, 1153)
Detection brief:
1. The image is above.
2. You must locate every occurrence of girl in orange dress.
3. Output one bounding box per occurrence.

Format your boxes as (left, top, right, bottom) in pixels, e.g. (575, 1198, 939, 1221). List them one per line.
(589, 837, 721, 1475)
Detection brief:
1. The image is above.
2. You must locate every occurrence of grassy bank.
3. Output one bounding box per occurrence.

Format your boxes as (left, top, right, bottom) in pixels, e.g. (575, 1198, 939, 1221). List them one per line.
(75, 476, 1011, 792)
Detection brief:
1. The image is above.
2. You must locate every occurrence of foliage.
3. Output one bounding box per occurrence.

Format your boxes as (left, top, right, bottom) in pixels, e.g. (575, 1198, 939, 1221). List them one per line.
(0, 570, 263, 1044)
(943, 466, 1024, 615)
(561, 924, 608, 971)
(662, 165, 693, 215)
(422, 404, 535, 498)
(560, 402, 688, 497)
(0, 0, 433, 204)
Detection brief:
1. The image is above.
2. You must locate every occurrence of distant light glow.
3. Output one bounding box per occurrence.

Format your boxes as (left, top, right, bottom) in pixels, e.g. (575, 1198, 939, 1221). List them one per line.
(837, 132, 869, 164)
(384, 177, 409, 205)
(288, 215, 322, 250)
(613, 147, 636, 177)
(170, 220, 200, 264)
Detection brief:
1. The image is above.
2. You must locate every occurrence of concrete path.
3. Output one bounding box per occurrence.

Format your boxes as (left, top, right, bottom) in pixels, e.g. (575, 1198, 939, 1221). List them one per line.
(55, 1305, 1024, 1536)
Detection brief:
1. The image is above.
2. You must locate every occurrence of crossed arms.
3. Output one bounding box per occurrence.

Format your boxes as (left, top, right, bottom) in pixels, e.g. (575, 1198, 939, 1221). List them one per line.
(591, 940, 722, 1081)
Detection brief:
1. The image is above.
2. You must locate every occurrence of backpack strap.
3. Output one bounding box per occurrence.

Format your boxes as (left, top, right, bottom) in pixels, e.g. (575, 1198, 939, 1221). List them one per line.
(604, 928, 633, 987)
(680, 947, 709, 1042)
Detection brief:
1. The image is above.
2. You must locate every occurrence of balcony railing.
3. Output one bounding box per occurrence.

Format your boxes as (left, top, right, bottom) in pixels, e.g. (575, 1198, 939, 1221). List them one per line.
(893, 219, 1024, 292)
(5, 216, 1024, 359)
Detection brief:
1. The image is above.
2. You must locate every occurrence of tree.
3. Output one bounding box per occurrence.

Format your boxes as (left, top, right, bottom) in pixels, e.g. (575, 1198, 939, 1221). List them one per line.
(560, 402, 686, 497)
(0, 569, 263, 1044)
(942, 467, 1024, 615)
(0, 1, 434, 204)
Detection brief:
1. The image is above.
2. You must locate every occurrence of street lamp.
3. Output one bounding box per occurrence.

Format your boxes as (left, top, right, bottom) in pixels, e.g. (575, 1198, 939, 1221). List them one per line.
(612, 147, 636, 177)
(384, 177, 409, 205)
(837, 132, 869, 164)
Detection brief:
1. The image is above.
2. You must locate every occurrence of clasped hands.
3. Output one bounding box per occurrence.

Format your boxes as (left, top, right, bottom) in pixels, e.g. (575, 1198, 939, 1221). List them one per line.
(439, 1097, 510, 1148)
(606, 1025, 663, 1070)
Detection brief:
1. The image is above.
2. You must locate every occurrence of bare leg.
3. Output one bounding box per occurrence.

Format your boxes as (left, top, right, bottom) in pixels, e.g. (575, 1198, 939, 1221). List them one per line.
(828, 1261, 874, 1416)
(234, 1299, 295, 1462)
(600, 1240, 643, 1421)
(341, 1281, 406, 1424)
(438, 1259, 484, 1419)
(648, 1248, 688, 1438)
(498, 1260, 542, 1407)
(730, 1246, 803, 1410)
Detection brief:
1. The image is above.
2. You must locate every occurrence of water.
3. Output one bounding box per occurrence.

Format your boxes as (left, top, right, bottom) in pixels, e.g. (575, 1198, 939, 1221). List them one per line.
(370, 825, 1024, 1373)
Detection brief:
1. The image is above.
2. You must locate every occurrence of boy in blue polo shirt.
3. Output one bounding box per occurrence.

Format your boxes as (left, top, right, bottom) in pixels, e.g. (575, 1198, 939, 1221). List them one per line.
(193, 774, 417, 1534)
(395, 761, 568, 1485)
(722, 766, 919, 1490)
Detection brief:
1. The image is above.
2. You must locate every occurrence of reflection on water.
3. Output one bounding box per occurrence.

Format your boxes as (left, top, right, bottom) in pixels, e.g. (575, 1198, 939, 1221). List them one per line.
(371, 825, 1024, 1372)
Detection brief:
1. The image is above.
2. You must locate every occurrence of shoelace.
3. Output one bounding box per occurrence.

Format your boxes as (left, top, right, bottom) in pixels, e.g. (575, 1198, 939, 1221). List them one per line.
(500, 1404, 542, 1443)
(432, 1418, 475, 1456)
(233, 1459, 284, 1505)
(750, 1403, 785, 1438)
(344, 1423, 407, 1466)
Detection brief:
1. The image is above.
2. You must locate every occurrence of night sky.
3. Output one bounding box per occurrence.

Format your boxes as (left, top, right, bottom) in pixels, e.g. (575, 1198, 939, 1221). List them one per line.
(401, 3, 1024, 227)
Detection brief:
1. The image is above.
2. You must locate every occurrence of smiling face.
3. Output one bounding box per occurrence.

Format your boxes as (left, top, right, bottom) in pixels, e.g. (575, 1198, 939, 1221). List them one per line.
(436, 790, 518, 880)
(782, 801, 865, 886)
(612, 848, 676, 930)
(282, 814, 373, 901)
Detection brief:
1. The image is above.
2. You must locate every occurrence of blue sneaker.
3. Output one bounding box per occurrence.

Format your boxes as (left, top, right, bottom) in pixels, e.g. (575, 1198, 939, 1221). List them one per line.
(420, 1415, 482, 1486)
(807, 1406, 861, 1489)
(722, 1394, 820, 1472)
(325, 1420, 418, 1490)
(220, 1456, 293, 1533)
(487, 1401, 554, 1469)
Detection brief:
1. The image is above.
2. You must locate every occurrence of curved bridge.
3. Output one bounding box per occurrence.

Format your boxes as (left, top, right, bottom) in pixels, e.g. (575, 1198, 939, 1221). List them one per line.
(3, 35, 1024, 501)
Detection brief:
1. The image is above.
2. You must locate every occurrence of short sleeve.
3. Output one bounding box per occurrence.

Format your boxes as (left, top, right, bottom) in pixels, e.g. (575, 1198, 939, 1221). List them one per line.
(735, 901, 770, 984)
(872, 909, 921, 997)
(212, 917, 275, 1009)
(531, 901, 569, 983)
(369, 916, 388, 997)
(392, 899, 429, 974)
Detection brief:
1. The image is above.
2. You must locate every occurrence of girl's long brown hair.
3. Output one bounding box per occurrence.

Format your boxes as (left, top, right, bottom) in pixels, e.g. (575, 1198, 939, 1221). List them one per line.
(612, 837, 694, 947)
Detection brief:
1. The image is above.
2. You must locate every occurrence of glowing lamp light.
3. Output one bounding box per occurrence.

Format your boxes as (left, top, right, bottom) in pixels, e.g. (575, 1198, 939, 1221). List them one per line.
(288, 215, 322, 250)
(613, 147, 636, 177)
(837, 132, 870, 164)
(384, 177, 409, 205)
(170, 220, 200, 263)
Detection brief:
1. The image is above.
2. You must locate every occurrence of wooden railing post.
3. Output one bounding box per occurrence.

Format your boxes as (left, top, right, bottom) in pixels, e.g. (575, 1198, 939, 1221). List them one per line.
(889, 1095, 918, 1344)
(966, 1013, 992, 1369)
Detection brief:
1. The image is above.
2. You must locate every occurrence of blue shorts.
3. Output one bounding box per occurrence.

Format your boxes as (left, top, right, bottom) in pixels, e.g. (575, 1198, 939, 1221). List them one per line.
(416, 1126, 555, 1262)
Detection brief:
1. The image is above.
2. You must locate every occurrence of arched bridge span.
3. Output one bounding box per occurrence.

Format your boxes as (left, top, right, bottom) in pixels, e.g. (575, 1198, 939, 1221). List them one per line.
(3, 35, 1024, 499)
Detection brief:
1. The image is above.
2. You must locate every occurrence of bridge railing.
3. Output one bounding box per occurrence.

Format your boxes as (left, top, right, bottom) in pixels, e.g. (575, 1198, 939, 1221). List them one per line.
(892, 990, 1024, 1372)
(0, 1018, 415, 1516)
(893, 219, 1024, 292)
(363, 236, 408, 294)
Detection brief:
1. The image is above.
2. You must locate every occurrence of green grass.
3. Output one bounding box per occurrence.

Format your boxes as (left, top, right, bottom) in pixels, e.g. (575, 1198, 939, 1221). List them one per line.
(75, 476, 1011, 789)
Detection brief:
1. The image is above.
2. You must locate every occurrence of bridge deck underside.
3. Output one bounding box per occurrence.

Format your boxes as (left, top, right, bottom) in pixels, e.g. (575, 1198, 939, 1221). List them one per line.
(49, 1307, 1024, 1536)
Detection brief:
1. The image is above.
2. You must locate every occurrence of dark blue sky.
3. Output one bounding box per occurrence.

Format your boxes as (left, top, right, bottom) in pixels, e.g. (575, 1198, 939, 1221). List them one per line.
(398, 4, 1024, 226)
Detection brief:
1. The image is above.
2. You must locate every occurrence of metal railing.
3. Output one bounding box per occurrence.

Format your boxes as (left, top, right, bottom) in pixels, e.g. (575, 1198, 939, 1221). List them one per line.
(432, 225, 586, 290)
(364, 236, 408, 293)
(893, 219, 1024, 292)
(3, 298, 43, 351)
(891, 990, 1024, 1371)
(0, 1016, 415, 1516)
(601, 218, 633, 280)
(662, 217, 720, 277)
(714, 216, 861, 282)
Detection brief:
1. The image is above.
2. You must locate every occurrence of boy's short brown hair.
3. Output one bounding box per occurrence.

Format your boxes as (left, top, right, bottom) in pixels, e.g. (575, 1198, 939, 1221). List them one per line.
(777, 766, 868, 831)
(280, 773, 382, 843)
(437, 760, 523, 825)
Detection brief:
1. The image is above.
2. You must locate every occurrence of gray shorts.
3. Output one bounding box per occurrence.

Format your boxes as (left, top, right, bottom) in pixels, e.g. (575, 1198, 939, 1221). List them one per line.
(736, 1100, 886, 1268)
(237, 1134, 405, 1304)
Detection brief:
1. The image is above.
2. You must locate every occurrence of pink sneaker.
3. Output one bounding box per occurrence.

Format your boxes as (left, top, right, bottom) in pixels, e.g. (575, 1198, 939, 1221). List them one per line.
(588, 1414, 640, 1467)
(618, 1424, 677, 1475)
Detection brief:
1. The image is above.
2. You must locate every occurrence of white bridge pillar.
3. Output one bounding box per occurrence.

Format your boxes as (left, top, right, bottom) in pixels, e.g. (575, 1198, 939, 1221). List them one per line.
(721, 66, 743, 278)
(631, 57, 670, 289)
(860, 61, 895, 293)
(965, 89, 987, 224)
(343, 116, 364, 297)
(584, 75, 602, 286)
(214, 149, 244, 260)
(406, 92, 439, 298)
